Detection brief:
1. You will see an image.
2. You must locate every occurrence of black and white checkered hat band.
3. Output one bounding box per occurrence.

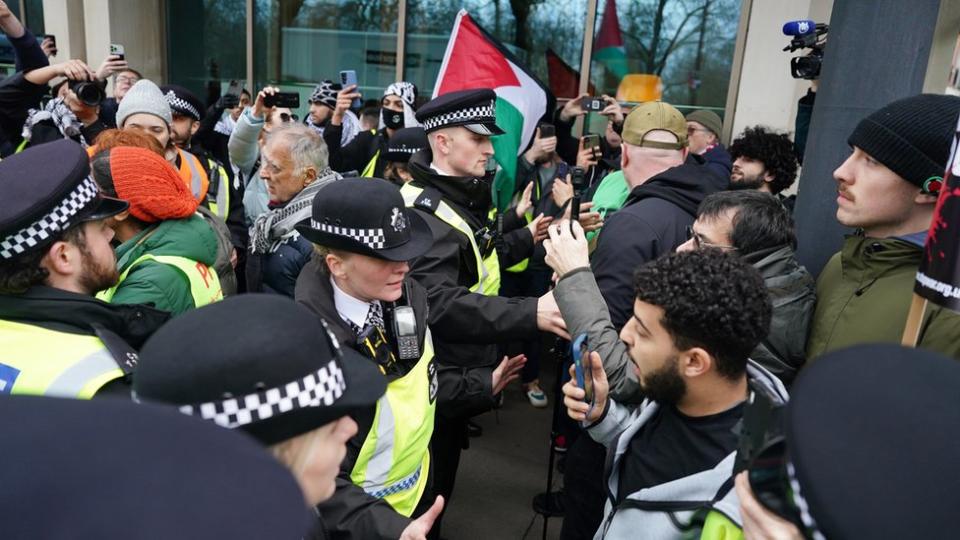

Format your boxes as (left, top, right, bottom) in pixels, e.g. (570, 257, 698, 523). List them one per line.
(422, 102, 496, 132)
(178, 359, 347, 429)
(388, 146, 420, 154)
(0, 176, 99, 259)
(165, 91, 201, 120)
(312, 220, 386, 249)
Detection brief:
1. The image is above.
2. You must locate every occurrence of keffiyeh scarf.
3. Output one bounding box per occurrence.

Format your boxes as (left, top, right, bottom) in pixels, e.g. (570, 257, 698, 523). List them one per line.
(22, 97, 88, 147)
(248, 168, 342, 254)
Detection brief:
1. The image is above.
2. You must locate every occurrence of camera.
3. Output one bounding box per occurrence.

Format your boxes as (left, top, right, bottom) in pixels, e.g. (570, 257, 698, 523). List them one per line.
(782, 20, 829, 80)
(68, 80, 106, 107)
(263, 92, 300, 108)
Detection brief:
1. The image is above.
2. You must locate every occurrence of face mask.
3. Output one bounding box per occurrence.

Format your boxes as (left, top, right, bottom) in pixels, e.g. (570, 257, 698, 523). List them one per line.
(382, 109, 404, 130)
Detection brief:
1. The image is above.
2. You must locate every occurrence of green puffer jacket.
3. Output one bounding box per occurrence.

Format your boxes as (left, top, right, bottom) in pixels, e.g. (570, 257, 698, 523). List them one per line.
(110, 215, 219, 316)
(806, 233, 960, 361)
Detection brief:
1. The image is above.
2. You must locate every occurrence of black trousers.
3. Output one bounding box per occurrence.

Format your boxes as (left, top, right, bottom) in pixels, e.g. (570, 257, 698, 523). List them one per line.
(426, 416, 467, 540)
(559, 434, 608, 539)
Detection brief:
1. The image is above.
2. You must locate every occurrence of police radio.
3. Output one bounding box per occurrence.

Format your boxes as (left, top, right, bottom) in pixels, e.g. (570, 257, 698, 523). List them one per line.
(388, 283, 421, 361)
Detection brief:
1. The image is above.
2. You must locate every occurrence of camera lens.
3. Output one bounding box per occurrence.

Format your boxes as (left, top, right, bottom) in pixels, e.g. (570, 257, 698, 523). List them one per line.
(69, 81, 105, 107)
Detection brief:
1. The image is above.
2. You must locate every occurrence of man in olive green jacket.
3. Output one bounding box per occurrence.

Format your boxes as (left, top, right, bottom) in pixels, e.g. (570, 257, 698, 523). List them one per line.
(806, 94, 960, 361)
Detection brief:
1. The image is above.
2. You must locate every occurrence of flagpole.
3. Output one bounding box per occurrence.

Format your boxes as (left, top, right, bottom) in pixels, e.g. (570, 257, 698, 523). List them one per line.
(900, 294, 928, 347)
(576, 0, 599, 137)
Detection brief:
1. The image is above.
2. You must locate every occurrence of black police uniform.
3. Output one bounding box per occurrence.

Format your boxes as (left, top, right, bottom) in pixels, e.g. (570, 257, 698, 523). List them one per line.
(404, 89, 543, 536)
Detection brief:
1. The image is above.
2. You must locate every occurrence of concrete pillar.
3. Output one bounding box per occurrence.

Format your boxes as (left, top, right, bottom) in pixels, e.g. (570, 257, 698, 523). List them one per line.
(42, 0, 86, 62)
(924, 0, 960, 94)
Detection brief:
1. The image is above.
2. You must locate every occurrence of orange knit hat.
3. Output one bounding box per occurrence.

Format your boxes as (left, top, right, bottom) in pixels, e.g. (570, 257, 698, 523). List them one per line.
(109, 146, 198, 223)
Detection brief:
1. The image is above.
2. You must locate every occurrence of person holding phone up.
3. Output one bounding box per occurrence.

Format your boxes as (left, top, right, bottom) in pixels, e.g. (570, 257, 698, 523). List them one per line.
(554, 239, 786, 540)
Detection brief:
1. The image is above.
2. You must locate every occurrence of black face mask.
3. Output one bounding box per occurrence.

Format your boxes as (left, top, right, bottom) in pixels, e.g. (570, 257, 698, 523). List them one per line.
(382, 109, 404, 130)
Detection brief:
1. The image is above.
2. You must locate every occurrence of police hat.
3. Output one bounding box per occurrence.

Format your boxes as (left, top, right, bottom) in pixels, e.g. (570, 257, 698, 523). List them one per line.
(161, 84, 206, 122)
(385, 127, 428, 163)
(416, 88, 504, 136)
(0, 394, 312, 538)
(0, 139, 128, 260)
(134, 294, 386, 445)
(786, 344, 960, 538)
(296, 177, 433, 262)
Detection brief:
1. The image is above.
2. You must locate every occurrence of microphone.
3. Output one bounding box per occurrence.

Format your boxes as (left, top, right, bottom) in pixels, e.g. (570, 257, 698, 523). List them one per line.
(783, 20, 816, 36)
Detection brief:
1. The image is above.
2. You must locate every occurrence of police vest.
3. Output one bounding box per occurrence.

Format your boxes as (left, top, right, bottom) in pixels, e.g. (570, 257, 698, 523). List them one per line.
(0, 320, 125, 398)
(350, 329, 437, 516)
(204, 157, 231, 220)
(98, 254, 223, 308)
(400, 183, 501, 296)
(361, 129, 380, 178)
(177, 148, 210, 204)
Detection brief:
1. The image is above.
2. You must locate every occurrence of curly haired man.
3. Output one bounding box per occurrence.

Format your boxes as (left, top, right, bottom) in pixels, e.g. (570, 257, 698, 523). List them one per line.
(547, 241, 787, 538)
(728, 126, 799, 207)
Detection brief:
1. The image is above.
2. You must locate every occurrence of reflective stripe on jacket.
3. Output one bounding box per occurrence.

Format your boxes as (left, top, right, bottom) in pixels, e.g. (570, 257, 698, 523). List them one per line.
(99, 254, 223, 308)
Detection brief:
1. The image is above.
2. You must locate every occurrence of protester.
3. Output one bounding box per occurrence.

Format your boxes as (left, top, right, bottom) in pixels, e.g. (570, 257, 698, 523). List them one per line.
(0, 140, 168, 398)
(229, 85, 297, 225)
(0, 1, 48, 73)
(678, 190, 815, 386)
(562, 249, 786, 539)
(306, 79, 361, 146)
(295, 177, 444, 539)
(555, 94, 624, 187)
(806, 94, 960, 360)
(326, 81, 420, 177)
(686, 109, 732, 178)
(403, 88, 566, 537)
(133, 294, 388, 537)
(728, 126, 799, 210)
(0, 395, 313, 538)
(246, 123, 340, 296)
(91, 146, 223, 314)
(590, 100, 728, 332)
(99, 66, 140, 128)
(196, 85, 251, 169)
(737, 344, 960, 539)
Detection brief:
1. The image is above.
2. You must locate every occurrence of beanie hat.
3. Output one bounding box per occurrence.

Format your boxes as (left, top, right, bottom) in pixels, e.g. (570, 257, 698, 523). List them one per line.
(160, 84, 205, 122)
(109, 146, 197, 222)
(309, 80, 340, 109)
(848, 94, 960, 187)
(116, 80, 174, 128)
(685, 109, 723, 137)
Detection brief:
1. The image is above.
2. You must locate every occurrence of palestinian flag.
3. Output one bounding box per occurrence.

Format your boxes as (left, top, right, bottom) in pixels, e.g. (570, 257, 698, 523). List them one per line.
(435, 10, 555, 212)
(594, 0, 629, 79)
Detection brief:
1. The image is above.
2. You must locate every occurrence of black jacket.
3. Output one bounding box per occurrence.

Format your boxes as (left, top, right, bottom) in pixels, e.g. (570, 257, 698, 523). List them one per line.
(324, 124, 388, 177)
(0, 71, 51, 151)
(0, 286, 170, 396)
(296, 260, 432, 540)
(405, 149, 540, 418)
(591, 154, 728, 330)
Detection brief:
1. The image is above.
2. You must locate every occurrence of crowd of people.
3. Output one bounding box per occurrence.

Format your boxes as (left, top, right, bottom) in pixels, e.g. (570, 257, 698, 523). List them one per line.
(1, 3, 959, 538)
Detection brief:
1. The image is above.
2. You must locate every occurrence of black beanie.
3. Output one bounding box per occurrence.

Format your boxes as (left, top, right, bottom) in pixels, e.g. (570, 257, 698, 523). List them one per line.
(847, 94, 960, 187)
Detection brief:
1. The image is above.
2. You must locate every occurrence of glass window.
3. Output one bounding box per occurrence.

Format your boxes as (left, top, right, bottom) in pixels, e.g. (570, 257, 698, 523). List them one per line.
(253, 0, 400, 118)
(23, 0, 45, 36)
(166, 0, 247, 107)
(591, 0, 742, 115)
(404, 0, 586, 99)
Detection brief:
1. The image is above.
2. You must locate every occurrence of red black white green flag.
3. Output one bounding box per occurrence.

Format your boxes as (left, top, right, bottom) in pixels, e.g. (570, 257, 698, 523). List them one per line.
(434, 10, 556, 211)
(915, 112, 960, 311)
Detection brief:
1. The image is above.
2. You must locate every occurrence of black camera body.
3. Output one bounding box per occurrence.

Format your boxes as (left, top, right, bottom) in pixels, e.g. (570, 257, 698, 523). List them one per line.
(68, 80, 106, 107)
(263, 92, 300, 108)
(782, 21, 829, 80)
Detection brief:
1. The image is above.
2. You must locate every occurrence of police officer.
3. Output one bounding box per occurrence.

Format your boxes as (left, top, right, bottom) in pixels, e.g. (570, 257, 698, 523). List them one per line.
(0, 139, 169, 398)
(294, 177, 444, 539)
(0, 394, 311, 538)
(133, 294, 390, 539)
(402, 88, 567, 535)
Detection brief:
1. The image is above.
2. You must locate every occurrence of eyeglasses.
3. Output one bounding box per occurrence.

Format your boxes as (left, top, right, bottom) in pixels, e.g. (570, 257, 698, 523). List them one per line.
(278, 112, 299, 123)
(115, 75, 139, 85)
(687, 127, 709, 136)
(686, 225, 737, 251)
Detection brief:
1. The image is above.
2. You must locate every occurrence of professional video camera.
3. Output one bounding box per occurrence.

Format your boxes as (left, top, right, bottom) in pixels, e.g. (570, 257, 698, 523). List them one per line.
(782, 20, 829, 80)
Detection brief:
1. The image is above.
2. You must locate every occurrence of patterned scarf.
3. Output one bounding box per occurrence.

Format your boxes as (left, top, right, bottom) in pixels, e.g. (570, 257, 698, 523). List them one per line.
(248, 168, 341, 254)
(22, 97, 88, 147)
(380, 82, 421, 130)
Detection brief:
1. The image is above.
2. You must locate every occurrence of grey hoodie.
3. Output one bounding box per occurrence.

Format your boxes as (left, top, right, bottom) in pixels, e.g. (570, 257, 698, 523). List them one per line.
(587, 362, 788, 540)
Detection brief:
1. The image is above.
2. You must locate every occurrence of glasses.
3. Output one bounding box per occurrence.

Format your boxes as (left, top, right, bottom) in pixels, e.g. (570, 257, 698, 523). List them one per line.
(687, 127, 708, 136)
(686, 225, 737, 251)
(115, 75, 139, 85)
(278, 112, 299, 123)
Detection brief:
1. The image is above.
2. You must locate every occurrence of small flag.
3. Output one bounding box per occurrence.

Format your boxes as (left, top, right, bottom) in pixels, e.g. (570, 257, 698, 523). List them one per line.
(594, 0, 629, 79)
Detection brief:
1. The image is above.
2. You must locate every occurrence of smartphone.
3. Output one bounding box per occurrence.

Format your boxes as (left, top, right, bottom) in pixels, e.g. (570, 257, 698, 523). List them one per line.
(572, 334, 593, 403)
(538, 123, 555, 138)
(109, 43, 125, 61)
(263, 92, 300, 108)
(580, 96, 605, 112)
(569, 166, 587, 233)
(42, 34, 57, 56)
(339, 70, 363, 109)
(582, 134, 601, 157)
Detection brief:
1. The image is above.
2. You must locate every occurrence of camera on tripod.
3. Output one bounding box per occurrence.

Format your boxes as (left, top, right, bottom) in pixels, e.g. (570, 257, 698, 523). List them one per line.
(68, 79, 107, 107)
(782, 20, 829, 80)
